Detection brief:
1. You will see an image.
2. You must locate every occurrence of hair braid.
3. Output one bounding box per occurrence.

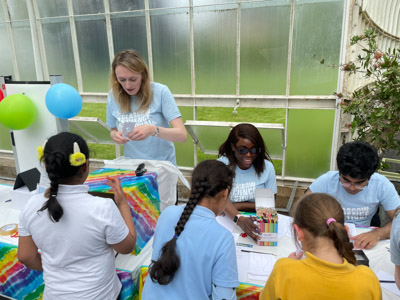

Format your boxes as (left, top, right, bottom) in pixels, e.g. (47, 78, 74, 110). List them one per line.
(149, 160, 233, 285)
(36, 132, 89, 223)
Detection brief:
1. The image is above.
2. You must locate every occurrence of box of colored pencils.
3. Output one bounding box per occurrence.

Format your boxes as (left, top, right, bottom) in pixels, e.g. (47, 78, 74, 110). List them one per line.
(255, 189, 278, 246)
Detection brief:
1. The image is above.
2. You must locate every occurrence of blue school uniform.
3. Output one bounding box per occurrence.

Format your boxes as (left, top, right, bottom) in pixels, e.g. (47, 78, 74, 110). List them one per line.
(309, 171, 400, 226)
(218, 156, 277, 202)
(142, 205, 239, 300)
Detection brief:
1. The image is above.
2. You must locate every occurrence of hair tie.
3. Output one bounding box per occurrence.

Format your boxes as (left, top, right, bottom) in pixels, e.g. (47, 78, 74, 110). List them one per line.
(69, 142, 86, 167)
(173, 234, 178, 239)
(51, 194, 57, 198)
(37, 139, 48, 160)
(326, 218, 336, 227)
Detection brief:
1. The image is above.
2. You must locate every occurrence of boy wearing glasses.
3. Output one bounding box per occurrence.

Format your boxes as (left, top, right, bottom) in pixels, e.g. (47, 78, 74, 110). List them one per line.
(306, 141, 399, 249)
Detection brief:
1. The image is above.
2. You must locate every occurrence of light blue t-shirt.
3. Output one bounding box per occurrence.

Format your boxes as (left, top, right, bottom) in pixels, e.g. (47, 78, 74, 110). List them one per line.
(309, 171, 400, 226)
(142, 205, 239, 300)
(217, 156, 277, 202)
(390, 212, 400, 265)
(106, 82, 181, 165)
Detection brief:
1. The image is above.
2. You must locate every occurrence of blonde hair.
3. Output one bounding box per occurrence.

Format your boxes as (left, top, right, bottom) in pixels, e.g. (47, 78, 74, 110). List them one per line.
(292, 193, 357, 265)
(110, 49, 152, 113)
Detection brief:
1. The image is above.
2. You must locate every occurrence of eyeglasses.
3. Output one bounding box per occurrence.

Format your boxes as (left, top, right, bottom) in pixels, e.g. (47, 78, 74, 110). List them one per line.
(234, 145, 260, 155)
(339, 176, 368, 191)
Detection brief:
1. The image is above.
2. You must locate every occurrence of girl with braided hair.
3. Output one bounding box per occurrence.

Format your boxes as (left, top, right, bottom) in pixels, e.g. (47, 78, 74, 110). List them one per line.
(260, 193, 381, 300)
(18, 132, 136, 299)
(142, 160, 239, 300)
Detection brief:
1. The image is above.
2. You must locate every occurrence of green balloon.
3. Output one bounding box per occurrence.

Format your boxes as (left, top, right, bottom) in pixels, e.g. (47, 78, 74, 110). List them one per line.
(0, 94, 37, 130)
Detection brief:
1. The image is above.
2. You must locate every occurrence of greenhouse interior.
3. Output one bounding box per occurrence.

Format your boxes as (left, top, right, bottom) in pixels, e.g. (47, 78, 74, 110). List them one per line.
(0, 0, 399, 299)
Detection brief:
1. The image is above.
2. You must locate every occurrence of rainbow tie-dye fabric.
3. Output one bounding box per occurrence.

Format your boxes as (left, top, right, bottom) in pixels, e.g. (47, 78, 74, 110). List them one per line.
(84, 168, 160, 255)
(0, 242, 135, 300)
(0, 242, 43, 299)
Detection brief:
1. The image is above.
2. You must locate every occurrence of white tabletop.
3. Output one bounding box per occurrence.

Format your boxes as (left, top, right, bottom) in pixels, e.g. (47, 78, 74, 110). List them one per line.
(1, 187, 399, 300)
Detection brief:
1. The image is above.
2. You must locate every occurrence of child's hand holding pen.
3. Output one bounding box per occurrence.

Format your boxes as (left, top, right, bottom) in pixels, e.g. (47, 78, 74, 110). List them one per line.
(237, 215, 260, 241)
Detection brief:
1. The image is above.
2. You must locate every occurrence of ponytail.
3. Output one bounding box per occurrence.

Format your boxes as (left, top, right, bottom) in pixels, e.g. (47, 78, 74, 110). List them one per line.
(149, 160, 233, 285)
(294, 193, 356, 265)
(327, 221, 356, 265)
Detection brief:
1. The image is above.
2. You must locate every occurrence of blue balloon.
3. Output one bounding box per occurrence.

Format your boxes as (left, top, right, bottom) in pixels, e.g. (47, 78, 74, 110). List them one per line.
(45, 83, 82, 119)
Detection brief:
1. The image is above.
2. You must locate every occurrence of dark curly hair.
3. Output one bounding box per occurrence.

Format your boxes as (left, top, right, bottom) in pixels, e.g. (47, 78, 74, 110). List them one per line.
(336, 141, 379, 180)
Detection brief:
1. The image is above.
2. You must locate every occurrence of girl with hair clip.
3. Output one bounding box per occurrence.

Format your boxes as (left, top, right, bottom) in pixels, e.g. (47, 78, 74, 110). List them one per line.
(259, 193, 381, 300)
(142, 160, 239, 300)
(18, 132, 136, 300)
(218, 123, 277, 241)
(107, 49, 187, 166)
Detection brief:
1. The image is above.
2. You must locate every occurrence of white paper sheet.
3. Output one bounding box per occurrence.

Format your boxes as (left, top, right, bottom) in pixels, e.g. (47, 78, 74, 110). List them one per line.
(345, 222, 357, 237)
(277, 213, 293, 238)
(217, 214, 236, 233)
(247, 252, 277, 282)
(376, 270, 400, 296)
(236, 248, 250, 282)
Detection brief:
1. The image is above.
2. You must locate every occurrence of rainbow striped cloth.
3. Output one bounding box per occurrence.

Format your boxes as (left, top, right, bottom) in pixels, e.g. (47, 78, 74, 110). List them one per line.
(84, 168, 160, 255)
(0, 242, 135, 300)
(138, 266, 263, 300)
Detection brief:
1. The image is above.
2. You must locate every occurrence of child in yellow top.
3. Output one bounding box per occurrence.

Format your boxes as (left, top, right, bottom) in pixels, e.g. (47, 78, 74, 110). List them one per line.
(259, 193, 381, 300)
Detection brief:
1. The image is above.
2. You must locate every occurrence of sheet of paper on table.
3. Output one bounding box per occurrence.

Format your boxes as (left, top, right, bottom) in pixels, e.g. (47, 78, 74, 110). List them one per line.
(376, 270, 400, 296)
(345, 222, 357, 237)
(216, 214, 236, 233)
(0, 185, 12, 203)
(277, 213, 293, 238)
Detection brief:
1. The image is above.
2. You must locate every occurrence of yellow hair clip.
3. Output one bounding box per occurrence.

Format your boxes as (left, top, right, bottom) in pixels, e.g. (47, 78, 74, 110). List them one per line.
(37, 139, 47, 161)
(69, 142, 86, 167)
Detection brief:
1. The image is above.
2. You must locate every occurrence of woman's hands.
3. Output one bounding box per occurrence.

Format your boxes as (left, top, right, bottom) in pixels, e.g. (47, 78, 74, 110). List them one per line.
(126, 125, 156, 141)
(110, 129, 130, 144)
(237, 216, 259, 241)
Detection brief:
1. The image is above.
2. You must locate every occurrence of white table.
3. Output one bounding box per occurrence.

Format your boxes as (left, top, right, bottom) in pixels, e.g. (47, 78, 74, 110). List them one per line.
(1, 186, 399, 300)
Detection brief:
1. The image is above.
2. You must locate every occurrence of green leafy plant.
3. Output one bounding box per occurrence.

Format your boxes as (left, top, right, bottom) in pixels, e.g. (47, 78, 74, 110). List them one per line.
(322, 29, 400, 158)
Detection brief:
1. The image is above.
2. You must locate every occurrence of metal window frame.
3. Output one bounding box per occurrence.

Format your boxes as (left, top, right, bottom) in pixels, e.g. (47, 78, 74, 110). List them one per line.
(0, 0, 350, 184)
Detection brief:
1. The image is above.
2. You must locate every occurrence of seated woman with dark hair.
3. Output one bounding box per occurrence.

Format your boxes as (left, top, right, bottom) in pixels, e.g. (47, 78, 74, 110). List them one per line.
(218, 123, 277, 240)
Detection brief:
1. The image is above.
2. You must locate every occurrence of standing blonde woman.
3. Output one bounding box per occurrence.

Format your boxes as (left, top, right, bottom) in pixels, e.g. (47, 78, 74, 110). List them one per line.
(107, 49, 186, 165)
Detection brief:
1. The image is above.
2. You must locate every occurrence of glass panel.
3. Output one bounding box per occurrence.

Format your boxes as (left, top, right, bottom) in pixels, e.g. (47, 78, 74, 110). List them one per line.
(36, 0, 68, 17)
(0, 2, 5, 21)
(75, 19, 110, 92)
(69, 120, 112, 143)
(240, 1, 290, 95)
(72, 0, 104, 15)
(0, 24, 14, 77)
(6, 0, 28, 20)
(175, 106, 194, 167)
(110, 0, 144, 12)
(12, 22, 36, 80)
(151, 9, 190, 94)
(290, 0, 344, 95)
(193, 0, 233, 5)
(111, 15, 148, 63)
(0, 124, 12, 151)
(42, 22, 78, 89)
(194, 6, 236, 94)
(285, 109, 334, 178)
(150, 0, 188, 9)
